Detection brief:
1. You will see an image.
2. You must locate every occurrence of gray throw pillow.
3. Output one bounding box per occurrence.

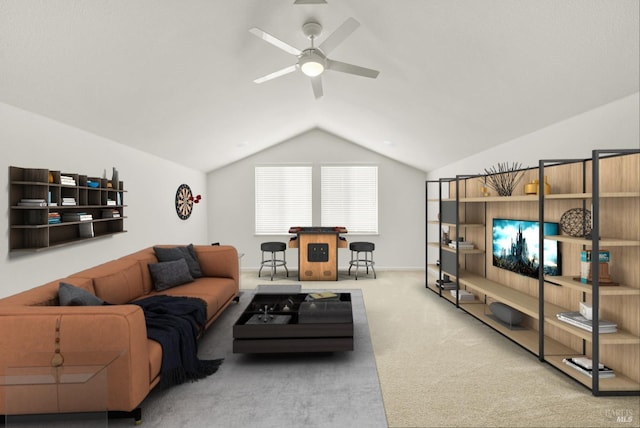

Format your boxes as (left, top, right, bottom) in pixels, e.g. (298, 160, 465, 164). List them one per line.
(148, 258, 194, 291)
(59, 282, 104, 306)
(154, 245, 203, 278)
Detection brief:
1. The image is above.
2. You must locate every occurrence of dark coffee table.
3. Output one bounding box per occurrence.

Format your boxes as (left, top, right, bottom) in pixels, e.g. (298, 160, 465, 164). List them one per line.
(232, 292, 353, 353)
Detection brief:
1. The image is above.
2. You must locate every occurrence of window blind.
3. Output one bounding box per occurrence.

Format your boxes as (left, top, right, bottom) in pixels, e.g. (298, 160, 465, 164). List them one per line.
(321, 166, 378, 234)
(255, 166, 312, 234)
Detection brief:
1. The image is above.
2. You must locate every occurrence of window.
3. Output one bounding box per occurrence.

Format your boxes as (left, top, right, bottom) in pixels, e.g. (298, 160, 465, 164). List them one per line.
(255, 166, 312, 234)
(321, 166, 378, 234)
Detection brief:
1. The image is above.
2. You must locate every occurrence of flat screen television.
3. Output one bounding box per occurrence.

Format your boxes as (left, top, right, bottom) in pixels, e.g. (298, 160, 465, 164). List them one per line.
(492, 218, 560, 279)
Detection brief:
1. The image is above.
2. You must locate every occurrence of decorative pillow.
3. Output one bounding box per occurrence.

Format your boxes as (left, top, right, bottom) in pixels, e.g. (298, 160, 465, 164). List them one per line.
(148, 258, 194, 291)
(154, 244, 203, 278)
(59, 282, 104, 306)
(489, 302, 524, 326)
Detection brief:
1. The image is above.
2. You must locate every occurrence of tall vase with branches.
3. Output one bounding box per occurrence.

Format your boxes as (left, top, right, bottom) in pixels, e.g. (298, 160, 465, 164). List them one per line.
(482, 162, 524, 196)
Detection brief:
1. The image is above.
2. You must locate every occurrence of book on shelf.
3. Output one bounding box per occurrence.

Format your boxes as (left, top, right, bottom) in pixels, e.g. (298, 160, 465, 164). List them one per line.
(102, 209, 120, 218)
(106, 199, 117, 206)
(450, 289, 474, 301)
(48, 212, 61, 224)
(562, 357, 615, 378)
(556, 311, 617, 333)
(60, 175, 76, 185)
(79, 222, 94, 238)
(448, 241, 475, 249)
(436, 280, 457, 290)
(18, 199, 47, 207)
(62, 213, 93, 222)
(61, 197, 77, 206)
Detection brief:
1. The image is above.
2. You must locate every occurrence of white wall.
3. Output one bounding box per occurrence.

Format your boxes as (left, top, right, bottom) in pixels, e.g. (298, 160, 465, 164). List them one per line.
(428, 93, 640, 178)
(425, 93, 639, 266)
(0, 103, 207, 298)
(206, 128, 426, 272)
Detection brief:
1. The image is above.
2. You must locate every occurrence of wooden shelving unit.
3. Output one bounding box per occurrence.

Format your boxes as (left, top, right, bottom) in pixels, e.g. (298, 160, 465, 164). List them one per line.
(9, 166, 127, 252)
(425, 150, 640, 396)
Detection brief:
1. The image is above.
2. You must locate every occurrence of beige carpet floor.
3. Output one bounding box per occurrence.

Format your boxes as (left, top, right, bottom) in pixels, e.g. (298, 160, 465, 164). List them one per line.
(241, 269, 640, 428)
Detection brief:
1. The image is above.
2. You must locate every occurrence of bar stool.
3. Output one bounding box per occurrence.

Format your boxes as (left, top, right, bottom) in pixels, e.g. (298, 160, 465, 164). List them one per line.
(348, 242, 376, 280)
(258, 242, 289, 281)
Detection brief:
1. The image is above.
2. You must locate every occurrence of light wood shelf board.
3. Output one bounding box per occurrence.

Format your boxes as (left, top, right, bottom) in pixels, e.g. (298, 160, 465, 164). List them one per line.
(457, 271, 539, 318)
(440, 222, 485, 228)
(545, 355, 640, 392)
(441, 246, 485, 255)
(461, 303, 539, 353)
(545, 235, 640, 246)
(426, 264, 440, 274)
(545, 276, 639, 295)
(545, 192, 640, 199)
(544, 316, 640, 345)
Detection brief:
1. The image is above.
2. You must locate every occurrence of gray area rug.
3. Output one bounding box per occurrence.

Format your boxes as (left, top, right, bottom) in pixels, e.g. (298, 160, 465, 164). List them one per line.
(114, 288, 387, 428)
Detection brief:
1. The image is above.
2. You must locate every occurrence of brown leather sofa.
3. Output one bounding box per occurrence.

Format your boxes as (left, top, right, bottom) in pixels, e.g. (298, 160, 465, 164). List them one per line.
(0, 244, 239, 421)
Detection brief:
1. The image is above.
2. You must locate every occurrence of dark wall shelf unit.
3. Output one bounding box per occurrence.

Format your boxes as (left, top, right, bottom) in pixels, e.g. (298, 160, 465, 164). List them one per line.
(9, 166, 127, 252)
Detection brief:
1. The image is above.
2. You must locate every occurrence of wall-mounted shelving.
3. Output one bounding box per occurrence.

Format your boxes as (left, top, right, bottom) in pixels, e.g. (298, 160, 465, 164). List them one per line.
(425, 150, 639, 396)
(9, 166, 127, 252)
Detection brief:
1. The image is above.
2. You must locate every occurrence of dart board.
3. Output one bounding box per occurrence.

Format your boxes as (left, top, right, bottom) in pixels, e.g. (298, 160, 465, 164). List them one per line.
(175, 184, 194, 220)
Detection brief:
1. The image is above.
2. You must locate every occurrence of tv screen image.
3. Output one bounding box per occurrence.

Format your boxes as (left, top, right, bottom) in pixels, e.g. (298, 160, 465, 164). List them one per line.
(492, 218, 560, 279)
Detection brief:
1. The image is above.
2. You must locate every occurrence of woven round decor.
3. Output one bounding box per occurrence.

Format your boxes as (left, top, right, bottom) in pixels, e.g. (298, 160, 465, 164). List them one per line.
(560, 208, 592, 237)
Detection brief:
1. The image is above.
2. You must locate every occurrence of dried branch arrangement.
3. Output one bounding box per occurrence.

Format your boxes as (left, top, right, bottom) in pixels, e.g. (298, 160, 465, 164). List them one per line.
(483, 162, 524, 196)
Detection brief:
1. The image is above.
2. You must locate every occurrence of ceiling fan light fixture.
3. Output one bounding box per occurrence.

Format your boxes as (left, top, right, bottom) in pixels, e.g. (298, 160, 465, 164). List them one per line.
(299, 50, 325, 77)
(301, 60, 324, 77)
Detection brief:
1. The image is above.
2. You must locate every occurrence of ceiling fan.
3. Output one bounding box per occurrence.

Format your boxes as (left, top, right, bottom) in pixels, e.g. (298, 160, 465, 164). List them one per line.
(249, 17, 379, 99)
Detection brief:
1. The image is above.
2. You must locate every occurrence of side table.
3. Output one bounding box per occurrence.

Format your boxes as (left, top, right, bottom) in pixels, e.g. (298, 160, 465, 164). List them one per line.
(1, 350, 123, 427)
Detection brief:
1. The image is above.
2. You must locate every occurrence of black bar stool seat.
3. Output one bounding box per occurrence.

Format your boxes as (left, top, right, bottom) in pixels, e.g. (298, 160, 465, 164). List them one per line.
(348, 242, 376, 280)
(259, 241, 289, 281)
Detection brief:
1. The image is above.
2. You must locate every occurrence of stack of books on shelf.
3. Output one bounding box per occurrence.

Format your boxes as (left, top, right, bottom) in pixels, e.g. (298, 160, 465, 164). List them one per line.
(102, 209, 120, 218)
(450, 289, 475, 301)
(61, 197, 77, 206)
(562, 357, 615, 378)
(556, 311, 617, 333)
(60, 175, 76, 186)
(436, 279, 457, 290)
(48, 212, 61, 224)
(17, 198, 47, 207)
(79, 222, 94, 238)
(62, 212, 93, 222)
(448, 241, 475, 250)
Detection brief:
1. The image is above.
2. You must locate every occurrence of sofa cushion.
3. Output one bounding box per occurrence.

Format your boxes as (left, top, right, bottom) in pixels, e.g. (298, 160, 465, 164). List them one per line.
(59, 282, 104, 306)
(121, 247, 158, 294)
(87, 259, 146, 304)
(148, 277, 238, 323)
(154, 244, 203, 278)
(148, 259, 194, 291)
(0, 277, 94, 307)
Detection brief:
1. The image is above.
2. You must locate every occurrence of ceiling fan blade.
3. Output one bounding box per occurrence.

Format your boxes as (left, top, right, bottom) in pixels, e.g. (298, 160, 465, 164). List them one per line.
(310, 75, 323, 99)
(249, 28, 301, 56)
(254, 65, 298, 84)
(318, 17, 360, 55)
(294, 0, 327, 4)
(326, 59, 379, 79)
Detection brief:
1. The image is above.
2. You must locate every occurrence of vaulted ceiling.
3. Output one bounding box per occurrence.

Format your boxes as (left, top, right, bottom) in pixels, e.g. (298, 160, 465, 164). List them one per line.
(1, 1, 638, 172)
